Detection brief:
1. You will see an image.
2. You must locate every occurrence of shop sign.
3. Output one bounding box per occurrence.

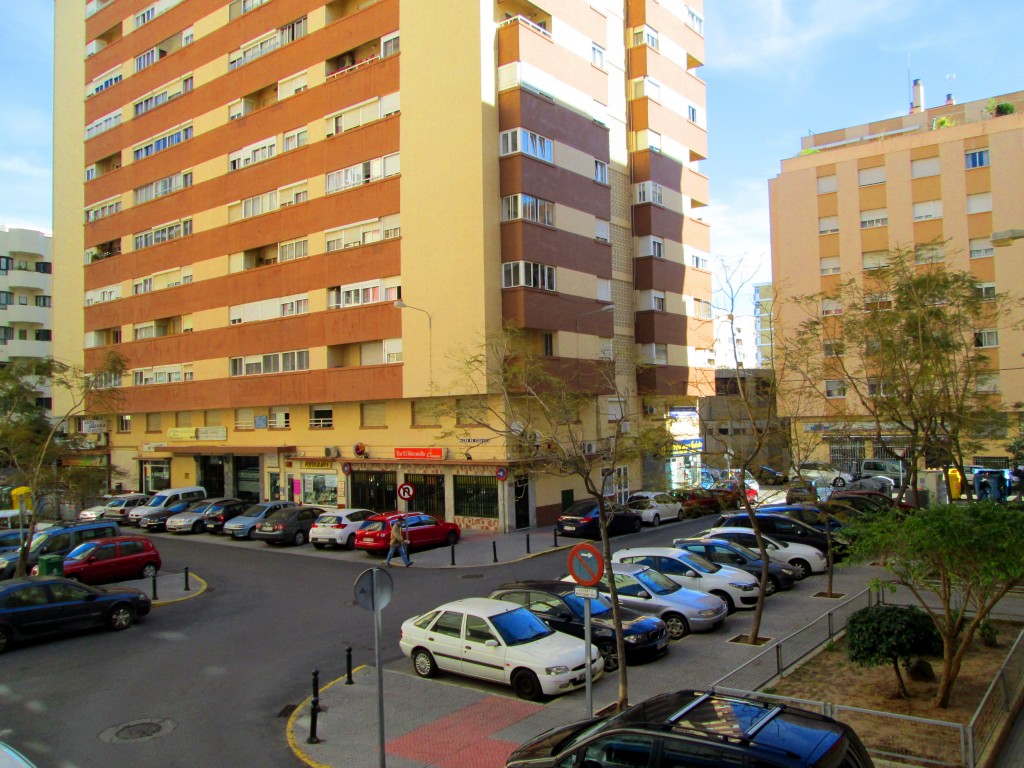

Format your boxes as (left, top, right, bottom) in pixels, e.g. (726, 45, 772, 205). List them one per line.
(167, 428, 197, 441)
(303, 461, 333, 470)
(81, 419, 109, 433)
(394, 447, 447, 460)
(141, 443, 168, 452)
(196, 427, 228, 441)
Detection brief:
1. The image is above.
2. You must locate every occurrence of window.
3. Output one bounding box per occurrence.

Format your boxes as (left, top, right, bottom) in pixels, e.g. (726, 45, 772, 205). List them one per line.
(501, 194, 554, 225)
(647, 237, 664, 259)
(914, 244, 944, 264)
(411, 400, 438, 427)
(860, 208, 888, 228)
(453, 475, 498, 518)
(633, 78, 660, 101)
(35, 295, 52, 308)
(278, 17, 308, 44)
(911, 156, 940, 178)
(542, 333, 554, 357)
(325, 153, 400, 193)
(975, 329, 999, 348)
(283, 127, 307, 151)
(230, 350, 309, 376)
(864, 293, 892, 311)
(649, 291, 666, 312)
(279, 239, 308, 261)
(85, 110, 122, 139)
(858, 166, 886, 186)
(118, 415, 132, 433)
(687, 104, 698, 123)
(595, 220, 610, 242)
(825, 380, 847, 398)
(146, 413, 161, 431)
(594, 160, 608, 184)
(328, 279, 400, 308)
(687, 6, 704, 34)
(310, 406, 333, 429)
(977, 373, 1000, 393)
(591, 43, 604, 68)
(502, 261, 556, 291)
(498, 129, 553, 163)
(867, 378, 888, 397)
(134, 171, 192, 204)
(241, 191, 277, 218)
(821, 298, 842, 316)
(135, 6, 155, 26)
(819, 256, 840, 275)
(133, 125, 193, 161)
(85, 199, 122, 222)
(823, 342, 843, 358)
(913, 200, 942, 221)
(134, 219, 191, 250)
(967, 192, 992, 214)
(361, 402, 387, 427)
(228, 138, 276, 171)
(818, 215, 839, 235)
(817, 175, 838, 194)
(633, 25, 658, 49)
(635, 182, 664, 206)
(966, 149, 990, 169)
(381, 31, 399, 57)
(970, 238, 995, 259)
(976, 282, 996, 300)
(862, 250, 889, 270)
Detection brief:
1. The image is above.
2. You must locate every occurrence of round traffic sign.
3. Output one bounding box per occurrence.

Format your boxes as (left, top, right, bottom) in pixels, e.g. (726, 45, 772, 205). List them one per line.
(341, 462, 352, 475)
(567, 542, 605, 587)
(397, 483, 416, 501)
(354, 567, 393, 611)
(495, 467, 508, 482)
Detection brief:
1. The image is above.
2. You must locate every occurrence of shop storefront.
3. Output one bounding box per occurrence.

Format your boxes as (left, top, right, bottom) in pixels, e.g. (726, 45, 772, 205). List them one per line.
(141, 459, 170, 493)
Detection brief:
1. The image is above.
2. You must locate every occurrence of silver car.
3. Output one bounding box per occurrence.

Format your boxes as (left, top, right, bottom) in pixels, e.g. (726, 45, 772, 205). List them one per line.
(562, 562, 727, 639)
(166, 497, 240, 534)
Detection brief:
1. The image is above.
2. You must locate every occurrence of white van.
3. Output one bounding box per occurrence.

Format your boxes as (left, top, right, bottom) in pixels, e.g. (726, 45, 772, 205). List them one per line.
(128, 486, 206, 527)
(858, 459, 906, 485)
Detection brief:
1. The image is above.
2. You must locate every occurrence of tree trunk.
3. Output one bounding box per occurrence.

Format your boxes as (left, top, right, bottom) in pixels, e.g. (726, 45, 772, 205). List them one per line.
(597, 502, 628, 712)
(744, 503, 766, 644)
(892, 657, 909, 698)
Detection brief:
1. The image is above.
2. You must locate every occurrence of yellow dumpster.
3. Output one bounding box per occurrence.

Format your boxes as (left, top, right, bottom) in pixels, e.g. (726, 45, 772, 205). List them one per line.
(10, 487, 32, 511)
(947, 468, 962, 499)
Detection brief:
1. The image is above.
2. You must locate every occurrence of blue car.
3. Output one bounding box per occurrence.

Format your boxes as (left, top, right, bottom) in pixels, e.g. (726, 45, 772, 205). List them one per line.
(0, 529, 34, 554)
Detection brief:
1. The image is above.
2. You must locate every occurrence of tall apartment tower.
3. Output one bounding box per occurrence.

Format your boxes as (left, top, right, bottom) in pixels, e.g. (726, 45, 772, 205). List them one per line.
(54, 0, 713, 530)
(769, 86, 1024, 469)
(1, 228, 55, 406)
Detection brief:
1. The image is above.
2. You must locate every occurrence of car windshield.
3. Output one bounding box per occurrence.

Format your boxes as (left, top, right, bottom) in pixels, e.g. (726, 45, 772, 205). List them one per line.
(28, 532, 52, 553)
(633, 568, 680, 595)
(360, 520, 386, 532)
(563, 592, 612, 617)
(148, 494, 170, 507)
(107, 499, 127, 508)
(239, 504, 268, 518)
(490, 606, 554, 645)
(66, 542, 98, 561)
(678, 551, 719, 574)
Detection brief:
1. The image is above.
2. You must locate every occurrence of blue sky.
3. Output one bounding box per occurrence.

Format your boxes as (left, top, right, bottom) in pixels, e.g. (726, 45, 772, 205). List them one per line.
(3, 1, 1024, 297)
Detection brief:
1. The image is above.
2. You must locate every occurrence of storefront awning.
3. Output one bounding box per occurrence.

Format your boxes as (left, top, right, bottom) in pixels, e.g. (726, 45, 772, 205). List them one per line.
(133, 446, 297, 458)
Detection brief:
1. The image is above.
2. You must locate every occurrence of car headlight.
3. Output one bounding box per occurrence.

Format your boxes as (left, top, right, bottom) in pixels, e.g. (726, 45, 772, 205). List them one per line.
(731, 582, 756, 591)
(815, 552, 827, 561)
(0, 558, 8, 568)
(781, 568, 794, 576)
(698, 609, 719, 617)
(545, 665, 570, 676)
(624, 633, 644, 644)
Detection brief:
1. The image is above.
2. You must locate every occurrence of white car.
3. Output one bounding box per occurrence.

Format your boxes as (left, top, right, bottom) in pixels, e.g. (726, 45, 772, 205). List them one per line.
(78, 493, 150, 522)
(310, 508, 372, 549)
(697, 527, 828, 580)
(789, 462, 854, 487)
(399, 597, 603, 701)
(625, 492, 684, 526)
(612, 546, 760, 613)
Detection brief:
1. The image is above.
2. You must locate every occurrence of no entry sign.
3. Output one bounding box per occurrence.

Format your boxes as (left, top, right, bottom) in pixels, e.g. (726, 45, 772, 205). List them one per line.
(567, 542, 604, 587)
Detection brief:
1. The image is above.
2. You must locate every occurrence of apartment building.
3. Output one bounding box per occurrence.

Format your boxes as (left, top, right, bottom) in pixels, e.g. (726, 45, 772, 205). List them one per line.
(711, 310, 757, 370)
(53, 0, 714, 530)
(752, 282, 772, 368)
(769, 83, 1024, 471)
(1, 227, 54, 406)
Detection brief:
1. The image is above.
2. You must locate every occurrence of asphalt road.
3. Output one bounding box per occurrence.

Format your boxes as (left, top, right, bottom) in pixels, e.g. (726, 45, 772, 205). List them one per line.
(0, 516, 718, 768)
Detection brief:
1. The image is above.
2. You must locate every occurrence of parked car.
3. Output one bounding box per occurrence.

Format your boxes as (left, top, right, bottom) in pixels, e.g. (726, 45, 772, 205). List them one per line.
(202, 498, 249, 533)
(0, 529, 34, 553)
(711, 512, 836, 557)
(625, 492, 683, 526)
(756, 466, 787, 485)
(555, 500, 642, 539)
(32, 536, 160, 584)
(0, 740, 38, 767)
(699, 467, 722, 489)
(785, 480, 821, 505)
(789, 462, 855, 487)
(399, 597, 603, 700)
(856, 458, 907, 486)
(611, 547, 760, 613)
(504, 688, 875, 768)
(128, 486, 206, 526)
(724, 469, 760, 498)
(674, 538, 796, 595)
(166, 498, 232, 534)
(138, 500, 194, 532)
(78, 494, 150, 523)
(254, 505, 322, 546)
(669, 487, 731, 517)
(698, 527, 828, 579)
(759, 504, 844, 533)
(707, 481, 747, 508)
(0, 521, 121, 580)
(0, 576, 151, 655)
(310, 509, 373, 549)
(488, 580, 669, 671)
(222, 501, 298, 540)
(830, 489, 914, 513)
(561, 563, 728, 639)
(355, 513, 461, 554)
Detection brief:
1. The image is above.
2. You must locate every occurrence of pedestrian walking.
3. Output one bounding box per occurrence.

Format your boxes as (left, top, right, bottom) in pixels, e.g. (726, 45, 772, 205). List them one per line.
(385, 515, 412, 567)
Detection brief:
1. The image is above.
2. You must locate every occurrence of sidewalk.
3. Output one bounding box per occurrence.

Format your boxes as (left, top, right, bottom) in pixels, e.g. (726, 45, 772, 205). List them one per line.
(120, 569, 208, 606)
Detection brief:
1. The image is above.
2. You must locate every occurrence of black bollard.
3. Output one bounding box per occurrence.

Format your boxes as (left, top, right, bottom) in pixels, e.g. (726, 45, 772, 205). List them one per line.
(183, 566, 190, 591)
(450, 543, 455, 566)
(526, 533, 531, 554)
(307, 668, 320, 744)
(151, 573, 158, 601)
(346, 645, 354, 685)
(553, 528, 559, 547)
(492, 540, 498, 563)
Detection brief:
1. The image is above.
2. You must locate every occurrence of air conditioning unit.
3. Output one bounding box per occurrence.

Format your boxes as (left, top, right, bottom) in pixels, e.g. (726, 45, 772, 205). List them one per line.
(619, 421, 632, 434)
(324, 446, 341, 458)
(583, 441, 596, 454)
(643, 405, 657, 416)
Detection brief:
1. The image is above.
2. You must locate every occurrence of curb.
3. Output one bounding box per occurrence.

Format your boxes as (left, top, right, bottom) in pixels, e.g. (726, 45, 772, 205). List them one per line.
(152, 573, 208, 606)
(426, 542, 576, 569)
(287, 666, 368, 768)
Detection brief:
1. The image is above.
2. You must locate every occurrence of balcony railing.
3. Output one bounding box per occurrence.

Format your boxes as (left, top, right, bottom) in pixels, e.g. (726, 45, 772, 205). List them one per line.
(497, 15, 552, 39)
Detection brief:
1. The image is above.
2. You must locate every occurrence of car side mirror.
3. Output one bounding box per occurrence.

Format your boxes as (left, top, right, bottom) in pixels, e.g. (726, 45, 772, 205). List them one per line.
(485, 639, 499, 648)
(685, 570, 698, 578)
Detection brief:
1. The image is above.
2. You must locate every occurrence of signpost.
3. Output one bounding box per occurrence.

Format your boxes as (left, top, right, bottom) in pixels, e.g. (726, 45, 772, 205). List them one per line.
(568, 543, 605, 716)
(354, 568, 394, 768)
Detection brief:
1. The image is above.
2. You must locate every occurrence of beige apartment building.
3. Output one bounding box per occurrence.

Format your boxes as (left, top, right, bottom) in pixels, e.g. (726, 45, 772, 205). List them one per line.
(53, 0, 714, 530)
(769, 83, 1024, 472)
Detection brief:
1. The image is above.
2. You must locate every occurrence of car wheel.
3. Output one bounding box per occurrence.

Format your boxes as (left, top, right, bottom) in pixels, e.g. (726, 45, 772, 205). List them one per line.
(293, 531, 307, 546)
(192, 521, 204, 534)
(446, 531, 459, 546)
(313, 542, 326, 550)
(712, 591, 736, 614)
(346, 534, 356, 549)
(511, 669, 543, 701)
(0, 625, 10, 654)
(663, 612, 689, 639)
(244, 527, 254, 540)
(631, 518, 641, 533)
(832, 477, 846, 487)
(597, 641, 619, 672)
(412, 648, 438, 678)
(676, 508, 685, 522)
(764, 576, 779, 596)
(141, 563, 158, 579)
(651, 514, 661, 528)
(108, 604, 135, 631)
(789, 559, 810, 580)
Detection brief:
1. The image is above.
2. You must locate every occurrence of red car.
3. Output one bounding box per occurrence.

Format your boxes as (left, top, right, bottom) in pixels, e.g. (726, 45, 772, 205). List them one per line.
(708, 481, 752, 508)
(354, 513, 461, 554)
(33, 536, 161, 584)
(670, 488, 731, 517)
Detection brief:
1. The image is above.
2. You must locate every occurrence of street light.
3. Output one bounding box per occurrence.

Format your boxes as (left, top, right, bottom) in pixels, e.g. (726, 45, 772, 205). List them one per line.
(992, 229, 1024, 247)
(394, 300, 433, 385)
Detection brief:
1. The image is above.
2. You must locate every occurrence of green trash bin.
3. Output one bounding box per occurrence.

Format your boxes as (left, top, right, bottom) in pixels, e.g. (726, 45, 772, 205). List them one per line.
(38, 554, 64, 576)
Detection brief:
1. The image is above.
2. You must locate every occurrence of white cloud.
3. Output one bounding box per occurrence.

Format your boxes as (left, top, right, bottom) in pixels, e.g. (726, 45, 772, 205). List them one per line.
(0, 155, 51, 180)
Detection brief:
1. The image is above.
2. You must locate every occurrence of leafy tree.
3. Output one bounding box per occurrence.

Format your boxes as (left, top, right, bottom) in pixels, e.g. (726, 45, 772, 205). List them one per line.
(844, 502, 1024, 707)
(439, 324, 673, 711)
(0, 353, 125, 577)
(846, 604, 943, 698)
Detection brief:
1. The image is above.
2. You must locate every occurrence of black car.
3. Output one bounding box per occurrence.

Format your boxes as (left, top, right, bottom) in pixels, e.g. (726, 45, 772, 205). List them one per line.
(253, 505, 322, 546)
(674, 538, 797, 595)
(555, 500, 641, 539)
(203, 498, 249, 533)
(505, 689, 875, 768)
(0, 576, 151, 654)
(711, 512, 837, 558)
(488, 580, 669, 671)
(138, 500, 194, 532)
(756, 466, 787, 485)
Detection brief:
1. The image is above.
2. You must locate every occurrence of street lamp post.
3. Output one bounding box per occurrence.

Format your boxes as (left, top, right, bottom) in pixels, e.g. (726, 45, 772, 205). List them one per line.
(992, 229, 1024, 247)
(394, 300, 433, 386)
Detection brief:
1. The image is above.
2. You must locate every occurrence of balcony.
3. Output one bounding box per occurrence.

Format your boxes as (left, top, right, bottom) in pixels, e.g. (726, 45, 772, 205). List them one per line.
(4, 305, 51, 326)
(0, 338, 50, 360)
(3, 269, 50, 292)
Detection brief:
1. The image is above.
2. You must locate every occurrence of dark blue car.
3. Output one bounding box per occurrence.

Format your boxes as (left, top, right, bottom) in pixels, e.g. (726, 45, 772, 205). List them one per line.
(555, 500, 641, 538)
